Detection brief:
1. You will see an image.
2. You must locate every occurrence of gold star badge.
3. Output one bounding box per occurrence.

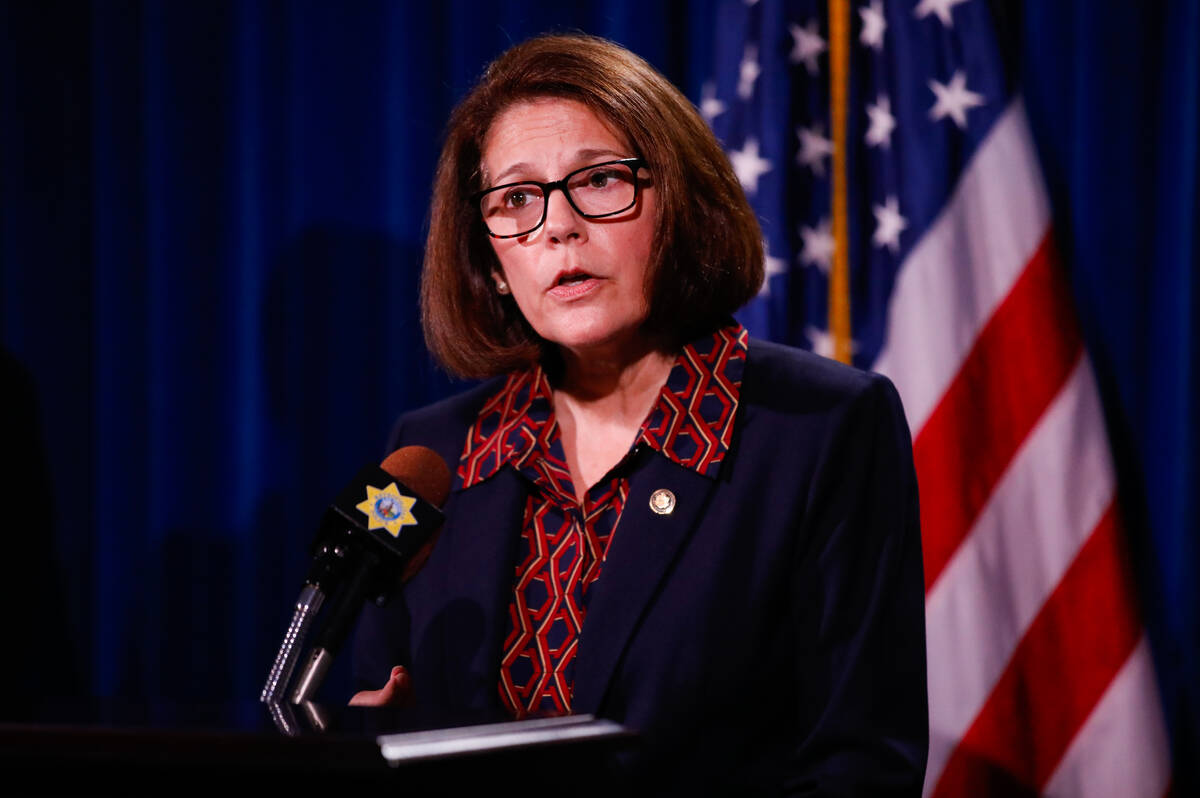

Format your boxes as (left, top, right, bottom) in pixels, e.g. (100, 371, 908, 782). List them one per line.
(355, 483, 418, 537)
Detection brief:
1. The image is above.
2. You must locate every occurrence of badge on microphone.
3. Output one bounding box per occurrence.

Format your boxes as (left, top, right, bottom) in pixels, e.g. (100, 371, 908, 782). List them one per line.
(355, 483, 419, 537)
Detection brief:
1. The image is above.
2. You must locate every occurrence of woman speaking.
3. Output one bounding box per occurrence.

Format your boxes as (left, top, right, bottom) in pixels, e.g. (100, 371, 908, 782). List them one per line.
(352, 33, 927, 795)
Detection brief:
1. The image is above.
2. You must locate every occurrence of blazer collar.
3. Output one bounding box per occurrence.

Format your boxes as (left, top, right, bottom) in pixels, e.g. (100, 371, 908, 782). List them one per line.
(438, 467, 527, 714)
(571, 451, 720, 715)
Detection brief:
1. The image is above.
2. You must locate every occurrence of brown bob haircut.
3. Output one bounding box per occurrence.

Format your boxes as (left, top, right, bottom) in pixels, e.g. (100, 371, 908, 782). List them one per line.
(421, 33, 764, 379)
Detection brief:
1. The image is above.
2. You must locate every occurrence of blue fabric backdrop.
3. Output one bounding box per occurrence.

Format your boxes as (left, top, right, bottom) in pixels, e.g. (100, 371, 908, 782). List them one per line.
(2, 0, 1195, 779)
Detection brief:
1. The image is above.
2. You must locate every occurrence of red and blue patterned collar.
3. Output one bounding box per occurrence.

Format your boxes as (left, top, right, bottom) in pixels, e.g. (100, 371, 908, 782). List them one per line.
(456, 322, 748, 490)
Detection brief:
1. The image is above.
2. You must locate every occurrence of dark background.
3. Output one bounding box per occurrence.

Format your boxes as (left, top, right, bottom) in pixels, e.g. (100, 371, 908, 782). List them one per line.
(2, 0, 1196, 783)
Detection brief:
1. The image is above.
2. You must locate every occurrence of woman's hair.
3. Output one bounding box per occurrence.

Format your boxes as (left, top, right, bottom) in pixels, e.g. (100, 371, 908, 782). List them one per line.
(422, 33, 764, 378)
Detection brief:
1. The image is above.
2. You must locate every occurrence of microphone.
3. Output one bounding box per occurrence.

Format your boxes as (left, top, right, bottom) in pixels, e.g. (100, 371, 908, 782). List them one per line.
(261, 446, 451, 705)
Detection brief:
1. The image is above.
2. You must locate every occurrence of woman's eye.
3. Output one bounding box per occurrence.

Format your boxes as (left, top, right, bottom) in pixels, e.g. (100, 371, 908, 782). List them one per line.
(504, 189, 528, 208)
(588, 171, 613, 189)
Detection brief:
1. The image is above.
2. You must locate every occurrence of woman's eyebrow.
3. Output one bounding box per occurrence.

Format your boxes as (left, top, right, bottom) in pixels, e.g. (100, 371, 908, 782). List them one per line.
(490, 148, 630, 186)
(573, 147, 628, 163)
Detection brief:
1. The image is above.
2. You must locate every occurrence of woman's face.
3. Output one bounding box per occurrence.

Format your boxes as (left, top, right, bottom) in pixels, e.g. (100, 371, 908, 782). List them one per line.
(480, 98, 657, 359)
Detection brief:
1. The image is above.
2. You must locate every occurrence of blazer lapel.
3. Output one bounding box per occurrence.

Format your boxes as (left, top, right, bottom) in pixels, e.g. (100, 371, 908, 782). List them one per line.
(572, 453, 718, 714)
(439, 468, 526, 712)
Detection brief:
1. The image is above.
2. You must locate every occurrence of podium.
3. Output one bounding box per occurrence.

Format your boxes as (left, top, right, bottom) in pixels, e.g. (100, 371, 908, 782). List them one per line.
(0, 703, 634, 794)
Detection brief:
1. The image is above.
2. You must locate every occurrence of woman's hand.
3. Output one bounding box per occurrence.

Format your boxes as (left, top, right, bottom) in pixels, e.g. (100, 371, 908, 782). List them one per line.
(348, 665, 413, 707)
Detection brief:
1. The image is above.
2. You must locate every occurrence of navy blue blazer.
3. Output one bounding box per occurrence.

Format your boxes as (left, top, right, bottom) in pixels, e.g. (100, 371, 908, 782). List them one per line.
(353, 338, 927, 795)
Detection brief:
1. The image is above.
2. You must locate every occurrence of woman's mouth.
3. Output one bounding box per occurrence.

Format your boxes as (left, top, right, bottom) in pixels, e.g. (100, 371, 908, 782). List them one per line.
(548, 270, 601, 299)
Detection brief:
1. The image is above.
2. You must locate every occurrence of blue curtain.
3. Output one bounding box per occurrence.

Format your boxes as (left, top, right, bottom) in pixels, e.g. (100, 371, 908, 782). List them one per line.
(0, 0, 711, 724)
(2, 0, 1196, 775)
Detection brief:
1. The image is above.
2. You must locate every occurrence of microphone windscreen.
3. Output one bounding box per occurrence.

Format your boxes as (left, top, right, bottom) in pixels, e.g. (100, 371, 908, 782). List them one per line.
(380, 445, 451, 508)
(379, 446, 451, 584)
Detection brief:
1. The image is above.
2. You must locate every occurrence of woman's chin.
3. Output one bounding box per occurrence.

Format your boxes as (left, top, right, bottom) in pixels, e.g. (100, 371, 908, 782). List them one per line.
(541, 326, 631, 357)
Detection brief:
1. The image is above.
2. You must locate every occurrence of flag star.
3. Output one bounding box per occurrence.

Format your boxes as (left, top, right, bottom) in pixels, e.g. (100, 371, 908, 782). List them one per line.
(796, 125, 834, 176)
(865, 95, 896, 148)
(737, 45, 761, 100)
(928, 70, 985, 129)
(806, 325, 859, 359)
(788, 20, 827, 75)
(872, 195, 908, 252)
(700, 81, 727, 124)
(859, 0, 887, 50)
(764, 242, 788, 279)
(759, 243, 788, 295)
(728, 137, 772, 194)
(914, 0, 969, 27)
(806, 326, 836, 358)
(799, 218, 835, 273)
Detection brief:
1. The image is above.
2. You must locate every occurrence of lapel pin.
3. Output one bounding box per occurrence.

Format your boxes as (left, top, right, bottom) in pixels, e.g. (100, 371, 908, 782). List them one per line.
(649, 488, 676, 515)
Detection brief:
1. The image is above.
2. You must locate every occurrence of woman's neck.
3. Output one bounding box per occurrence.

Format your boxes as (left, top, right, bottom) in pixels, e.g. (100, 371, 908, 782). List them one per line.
(550, 340, 676, 501)
(554, 339, 674, 419)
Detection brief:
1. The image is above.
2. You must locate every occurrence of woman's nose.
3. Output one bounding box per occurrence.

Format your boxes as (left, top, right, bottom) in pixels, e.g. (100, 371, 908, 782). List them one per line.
(541, 187, 586, 244)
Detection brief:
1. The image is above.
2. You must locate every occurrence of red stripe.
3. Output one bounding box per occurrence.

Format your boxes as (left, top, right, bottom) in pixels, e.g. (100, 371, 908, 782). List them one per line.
(929, 502, 1143, 796)
(915, 232, 1083, 592)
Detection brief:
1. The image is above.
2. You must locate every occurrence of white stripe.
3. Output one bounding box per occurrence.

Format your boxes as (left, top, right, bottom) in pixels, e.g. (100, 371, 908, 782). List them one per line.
(922, 357, 1117, 796)
(872, 97, 1051, 434)
(1043, 637, 1171, 798)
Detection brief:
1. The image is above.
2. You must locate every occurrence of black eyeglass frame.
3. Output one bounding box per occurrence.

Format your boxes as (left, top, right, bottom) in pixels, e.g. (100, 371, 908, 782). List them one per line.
(472, 158, 648, 239)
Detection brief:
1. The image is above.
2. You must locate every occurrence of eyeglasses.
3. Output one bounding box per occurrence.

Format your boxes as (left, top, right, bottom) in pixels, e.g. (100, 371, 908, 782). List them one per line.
(473, 158, 647, 239)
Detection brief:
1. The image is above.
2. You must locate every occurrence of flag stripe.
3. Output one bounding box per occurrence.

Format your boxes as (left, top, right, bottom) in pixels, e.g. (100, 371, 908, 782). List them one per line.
(916, 232, 1083, 592)
(923, 355, 1116, 790)
(1042, 637, 1171, 798)
(930, 502, 1142, 797)
(872, 99, 1052, 434)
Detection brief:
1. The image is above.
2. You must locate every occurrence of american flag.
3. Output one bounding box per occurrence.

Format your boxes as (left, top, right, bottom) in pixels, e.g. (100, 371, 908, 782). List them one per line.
(702, 0, 1172, 794)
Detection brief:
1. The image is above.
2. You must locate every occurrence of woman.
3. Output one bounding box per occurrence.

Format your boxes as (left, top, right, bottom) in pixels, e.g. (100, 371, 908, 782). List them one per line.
(352, 34, 927, 794)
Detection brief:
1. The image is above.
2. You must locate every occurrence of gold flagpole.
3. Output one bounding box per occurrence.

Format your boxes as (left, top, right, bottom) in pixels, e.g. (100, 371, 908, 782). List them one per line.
(828, 0, 852, 364)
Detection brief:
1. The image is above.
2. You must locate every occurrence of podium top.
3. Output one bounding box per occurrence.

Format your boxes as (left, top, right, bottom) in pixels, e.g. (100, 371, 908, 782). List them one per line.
(378, 713, 631, 763)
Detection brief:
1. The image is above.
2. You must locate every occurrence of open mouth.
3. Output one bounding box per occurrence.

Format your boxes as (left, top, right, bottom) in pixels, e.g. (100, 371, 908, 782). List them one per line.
(555, 271, 595, 286)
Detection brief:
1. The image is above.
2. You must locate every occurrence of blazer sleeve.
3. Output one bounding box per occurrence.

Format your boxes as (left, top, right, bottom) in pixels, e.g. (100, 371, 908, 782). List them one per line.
(786, 373, 927, 796)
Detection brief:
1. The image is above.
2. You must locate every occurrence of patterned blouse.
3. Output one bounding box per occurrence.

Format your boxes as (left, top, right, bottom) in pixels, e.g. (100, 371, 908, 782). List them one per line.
(455, 322, 748, 718)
